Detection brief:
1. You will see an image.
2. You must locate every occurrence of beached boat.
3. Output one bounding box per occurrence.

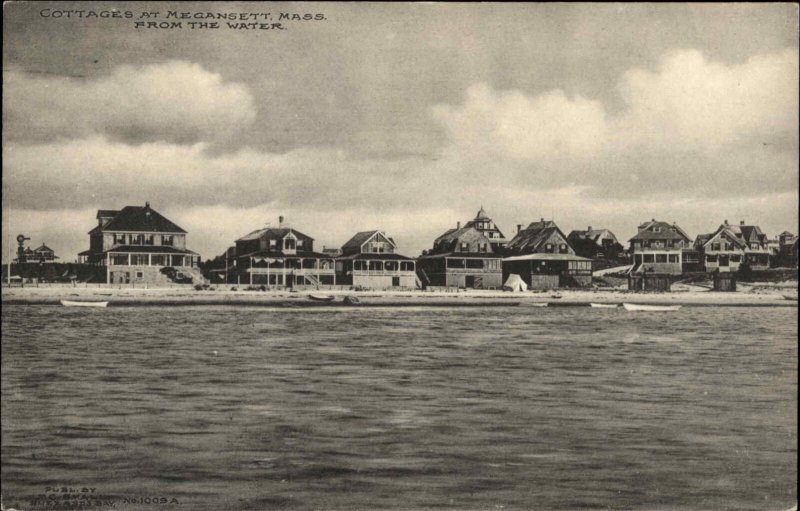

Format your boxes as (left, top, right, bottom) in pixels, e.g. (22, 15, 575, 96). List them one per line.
(60, 300, 108, 308)
(590, 303, 619, 308)
(623, 303, 681, 312)
(783, 295, 798, 301)
(531, 302, 548, 307)
(308, 294, 335, 302)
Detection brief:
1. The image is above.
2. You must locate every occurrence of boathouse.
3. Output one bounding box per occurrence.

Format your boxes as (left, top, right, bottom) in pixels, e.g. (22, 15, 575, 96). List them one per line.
(502, 219, 593, 290)
(418, 218, 503, 289)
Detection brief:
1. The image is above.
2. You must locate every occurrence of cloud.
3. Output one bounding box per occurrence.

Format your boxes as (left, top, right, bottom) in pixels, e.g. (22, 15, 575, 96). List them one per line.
(2, 49, 798, 261)
(3, 61, 256, 145)
(427, 48, 798, 199)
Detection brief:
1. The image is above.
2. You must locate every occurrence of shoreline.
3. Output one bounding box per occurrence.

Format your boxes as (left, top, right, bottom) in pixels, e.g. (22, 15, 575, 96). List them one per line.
(2, 285, 797, 307)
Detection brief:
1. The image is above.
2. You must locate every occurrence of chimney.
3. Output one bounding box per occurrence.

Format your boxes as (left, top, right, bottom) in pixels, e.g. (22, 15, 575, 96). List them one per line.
(457, 221, 461, 229)
(724, 219, 728, 225)
(740, 220, 745, 226)
(540, 218, 544, 223)
(279, 215, 284, 227)
(517, 224, 522, 233)
(145, 201, 151, 216)
(145, 201, 150, 209)
(588, 226, 592, 231)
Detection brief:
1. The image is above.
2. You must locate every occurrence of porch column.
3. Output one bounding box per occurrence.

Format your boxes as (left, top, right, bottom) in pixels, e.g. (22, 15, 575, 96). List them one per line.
(283, 261, 287, 287)
(249, 257, 253, 286)
(267, 261, 270, 286)
(106, 252, 110, 284)
(316, 259, 320, 283)
(333, 260, 336, 286)
(127, 253, 131, 266)
(148, 253, 152, 266)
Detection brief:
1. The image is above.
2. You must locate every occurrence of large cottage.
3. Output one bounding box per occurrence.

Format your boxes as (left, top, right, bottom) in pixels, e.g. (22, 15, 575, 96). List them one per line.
(695, 220, 770, 272)
(503, 219, 593, 289)
(78, 203, 201, 284)
(567, 227, 622, 259)
(417, 218, 503, 289)
(232, 217, 336, 287)
(461, 207, 509, 252)
(336, 230, 417, 289)
(629, 220, 692, 275)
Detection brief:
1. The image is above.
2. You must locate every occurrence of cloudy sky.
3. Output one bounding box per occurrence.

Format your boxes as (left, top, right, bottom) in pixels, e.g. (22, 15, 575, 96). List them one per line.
(3, 2, 798, 261)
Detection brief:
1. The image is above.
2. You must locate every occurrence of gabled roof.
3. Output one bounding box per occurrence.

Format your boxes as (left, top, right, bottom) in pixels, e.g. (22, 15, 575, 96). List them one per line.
(568, 228, 617, 244)
(629, 221, 690, 242)
(236, 227, 313, 243)
(33, 244, 55, 253)
(431, 226, 494, 255)
(341, 230, 396, 251)
(506, 221, 571, 255)
(778, 230, 794, 237)
(697, 225, 747, 250)
(102, 205, 187, 233)
(475, 206, 489, 220)
(96, 209, 120, 219)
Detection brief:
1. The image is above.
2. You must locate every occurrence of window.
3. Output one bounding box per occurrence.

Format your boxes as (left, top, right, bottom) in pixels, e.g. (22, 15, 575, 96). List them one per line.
(656, 254, 667, 263)
(460, 242, 468, 252)
(559, 244, 568, 254)
(712, 243, 720, 251)
(706, 255, 718, 263)
(284, 238, 296, 250)
(144, 234, 154, 245)
(136, 271, 143, 279)
(172, 255, 185, 266)
(644, 254, 655, 263)
(163, 235, 174, 246)
(151, 255, 168, 266)
(114, 233, 126, 245)
(111, 254, 129, 265)
(132, 234, 144, 245)
(731, 255, 741, 262)
(668, 254, 678, 263)
(131, 254, 148, 265)
(269, 239, 277, 249)
(545, 243, 554, 253)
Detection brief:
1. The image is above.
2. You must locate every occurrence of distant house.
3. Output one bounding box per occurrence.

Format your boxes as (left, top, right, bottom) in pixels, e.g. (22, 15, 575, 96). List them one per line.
(629, 219, 691, 275)
(772, 230, 799, 268)
(31, 244, 58, 262)
(503, 218, 593, 290)
(13, 247, 35, 263)
(461, 207, 509, 252)
(232, 216, 336, 287)
(417, 220, 503, 289)
(78, 202, 201, 285)
(567, 226, 622, 259)
(336, 230, 417, 289)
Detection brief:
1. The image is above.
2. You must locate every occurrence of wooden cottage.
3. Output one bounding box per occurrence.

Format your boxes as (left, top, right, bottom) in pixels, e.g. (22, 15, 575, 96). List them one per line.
(566, 227, 623, 259)
(695, 220, 770, 272)
(233, 217, 335, 287)
(461, 207, 509, 252)
(31, 244, 58, 262)
(417, 220, 503, 289)
(336, 230, 417, 289)
(503, 219, 593, 290)
(629, 220, 691, 275)
(78, 203, 202, 285)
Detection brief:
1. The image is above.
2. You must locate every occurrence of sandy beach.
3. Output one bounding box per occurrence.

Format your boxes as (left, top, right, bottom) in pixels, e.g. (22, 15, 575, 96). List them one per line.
(2, 282, 797, 307)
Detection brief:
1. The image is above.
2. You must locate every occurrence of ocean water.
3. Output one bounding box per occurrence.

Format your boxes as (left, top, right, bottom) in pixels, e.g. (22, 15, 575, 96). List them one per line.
(1, 304, 796, 510)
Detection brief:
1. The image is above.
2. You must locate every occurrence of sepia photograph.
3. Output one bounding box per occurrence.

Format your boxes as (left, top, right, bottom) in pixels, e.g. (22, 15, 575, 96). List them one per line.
(2, 2, 798, 510)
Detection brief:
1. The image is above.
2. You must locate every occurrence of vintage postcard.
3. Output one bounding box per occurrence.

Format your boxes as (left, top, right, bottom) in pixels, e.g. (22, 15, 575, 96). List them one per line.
(2, 2, 797, 510)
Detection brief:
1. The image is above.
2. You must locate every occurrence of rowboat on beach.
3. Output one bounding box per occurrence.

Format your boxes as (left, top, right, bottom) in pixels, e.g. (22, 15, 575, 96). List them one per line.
(531, 302, 548, 307)
(308, 294, 336, 302)
(590, 303, 619, 308)
(622, 303, 681, 312)
(60, 300, 109, 308)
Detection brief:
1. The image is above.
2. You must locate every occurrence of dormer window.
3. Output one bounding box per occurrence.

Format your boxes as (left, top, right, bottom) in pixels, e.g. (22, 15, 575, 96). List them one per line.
(545, 243, 554, 253)
(163, 235, 174, 246)
(460, 242, 468, 252)
(284, 238, 296, 250)
(269, 239, 277, 249)
(559, 244, 568, 254)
